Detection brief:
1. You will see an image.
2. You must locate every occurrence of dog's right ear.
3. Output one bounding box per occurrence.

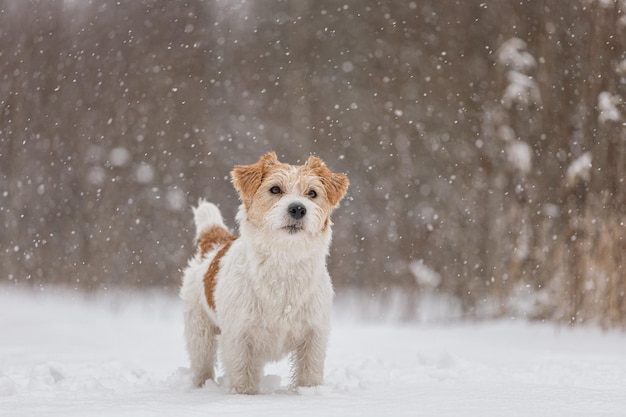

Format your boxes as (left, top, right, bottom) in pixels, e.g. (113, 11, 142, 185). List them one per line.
(231, 152, 278, 205)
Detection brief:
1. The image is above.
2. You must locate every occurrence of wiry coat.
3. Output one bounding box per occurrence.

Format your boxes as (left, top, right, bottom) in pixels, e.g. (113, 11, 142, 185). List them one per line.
(180, 153, 349, 394)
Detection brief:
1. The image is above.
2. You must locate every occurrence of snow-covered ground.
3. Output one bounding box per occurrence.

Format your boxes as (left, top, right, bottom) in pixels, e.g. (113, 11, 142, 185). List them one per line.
(1, 287, 625, 417)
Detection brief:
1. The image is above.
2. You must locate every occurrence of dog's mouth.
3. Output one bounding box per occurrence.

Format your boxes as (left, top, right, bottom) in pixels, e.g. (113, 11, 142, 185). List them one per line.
(283, 224, 304, 234)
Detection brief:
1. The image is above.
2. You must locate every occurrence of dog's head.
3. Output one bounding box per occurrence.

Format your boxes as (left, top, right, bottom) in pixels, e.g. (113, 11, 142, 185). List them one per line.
(231, 152, 349, 236)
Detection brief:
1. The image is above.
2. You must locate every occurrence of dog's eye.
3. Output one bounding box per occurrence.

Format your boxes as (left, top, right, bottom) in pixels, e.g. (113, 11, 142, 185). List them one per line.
(270, 186, 282, 195)
(307, 189, 317, 199)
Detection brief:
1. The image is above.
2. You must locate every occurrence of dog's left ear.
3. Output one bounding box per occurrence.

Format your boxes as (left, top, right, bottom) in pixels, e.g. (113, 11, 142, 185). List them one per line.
(305, 156, 349, 207)
(232, 152, 278, 205)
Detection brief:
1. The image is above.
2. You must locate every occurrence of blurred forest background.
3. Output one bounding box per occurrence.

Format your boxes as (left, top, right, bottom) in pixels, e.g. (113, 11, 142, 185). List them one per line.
(1, 0, 625, 327)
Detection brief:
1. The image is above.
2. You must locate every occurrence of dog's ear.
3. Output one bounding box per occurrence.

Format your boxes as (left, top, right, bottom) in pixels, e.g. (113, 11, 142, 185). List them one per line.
(323, 171, 349, 207)
(231, 152, 278, 203)
(306, 156, 349, 207)
(305, 155, 325, 170)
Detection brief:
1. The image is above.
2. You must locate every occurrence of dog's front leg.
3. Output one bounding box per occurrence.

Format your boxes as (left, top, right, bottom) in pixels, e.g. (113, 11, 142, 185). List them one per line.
(222, 333, 263, 395)
(292, 328, 328, 388)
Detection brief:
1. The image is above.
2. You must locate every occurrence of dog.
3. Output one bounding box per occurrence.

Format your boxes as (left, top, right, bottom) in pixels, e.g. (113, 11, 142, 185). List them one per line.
(180, 152, 349, 394)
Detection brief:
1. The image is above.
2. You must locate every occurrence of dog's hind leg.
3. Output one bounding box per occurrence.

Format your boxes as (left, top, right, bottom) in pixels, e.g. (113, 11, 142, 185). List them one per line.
(184, 305, 218, 388)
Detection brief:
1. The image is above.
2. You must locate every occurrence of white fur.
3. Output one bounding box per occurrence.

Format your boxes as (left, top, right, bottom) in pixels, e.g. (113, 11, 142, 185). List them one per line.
(191, 198, 226, 242)
(179, 251, 218, 387)
(180, 200, 224, 387)
(180, 198, 334, 394)
(263, 194, 329, 236)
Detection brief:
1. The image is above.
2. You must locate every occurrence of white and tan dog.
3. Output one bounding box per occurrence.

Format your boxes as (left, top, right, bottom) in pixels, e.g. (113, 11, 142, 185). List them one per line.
(180, 152, 349, 394)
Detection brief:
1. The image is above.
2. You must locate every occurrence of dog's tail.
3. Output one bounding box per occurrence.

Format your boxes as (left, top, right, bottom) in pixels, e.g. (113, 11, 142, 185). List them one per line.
(192, 199, 228, 245)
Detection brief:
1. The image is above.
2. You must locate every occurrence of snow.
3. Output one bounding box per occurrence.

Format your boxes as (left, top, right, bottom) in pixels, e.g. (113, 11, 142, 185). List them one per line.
(502, 71, 541, 109)
(108, 147, 131, 167)
(496, 38, 537, 72)
(566, 152, 592, 187)
(410, 259, 441, 288)
(598, 91, 622, 123)
(1, 287, 626, 417)
(135, 163, 155, 184)
(507, 140, 533, 175)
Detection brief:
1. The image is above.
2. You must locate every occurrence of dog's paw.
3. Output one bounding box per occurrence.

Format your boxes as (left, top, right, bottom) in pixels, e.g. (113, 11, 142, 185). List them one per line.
(231, 383, 259, 395)
(297, 385, 331, 396)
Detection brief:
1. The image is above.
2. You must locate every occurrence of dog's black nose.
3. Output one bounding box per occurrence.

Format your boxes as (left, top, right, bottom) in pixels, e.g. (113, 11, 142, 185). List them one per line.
(288, 203, 307, 220)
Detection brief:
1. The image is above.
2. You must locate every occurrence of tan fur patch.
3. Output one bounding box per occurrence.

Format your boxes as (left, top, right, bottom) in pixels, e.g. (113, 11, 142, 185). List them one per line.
(203, 236, 237, 311)
(197, 226, 237, 311)
(231, 152, 281, 209)
(197, 226, 234, 256)
(304, 156, 350, 207)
